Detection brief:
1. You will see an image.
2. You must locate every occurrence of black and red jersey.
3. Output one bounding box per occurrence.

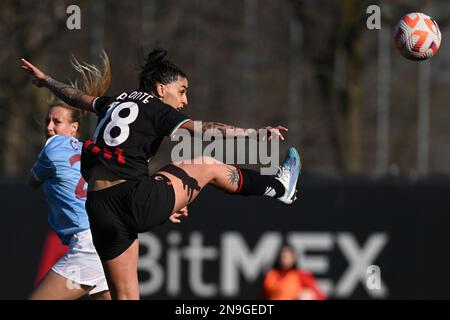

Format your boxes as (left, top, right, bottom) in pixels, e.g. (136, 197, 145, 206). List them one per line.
(81, 91, 190, 181)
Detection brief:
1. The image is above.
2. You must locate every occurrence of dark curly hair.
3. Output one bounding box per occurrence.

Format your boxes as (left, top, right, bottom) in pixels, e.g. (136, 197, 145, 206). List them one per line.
(139, 48, 187, 95)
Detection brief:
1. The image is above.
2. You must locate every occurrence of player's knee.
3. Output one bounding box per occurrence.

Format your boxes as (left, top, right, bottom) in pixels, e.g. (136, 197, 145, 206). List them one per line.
(109, 279, 139, 300)
(192, 156, 219, 181)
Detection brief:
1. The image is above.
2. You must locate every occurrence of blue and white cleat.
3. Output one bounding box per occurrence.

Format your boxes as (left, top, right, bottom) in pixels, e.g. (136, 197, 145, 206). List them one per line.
(275, 147, 301, 204)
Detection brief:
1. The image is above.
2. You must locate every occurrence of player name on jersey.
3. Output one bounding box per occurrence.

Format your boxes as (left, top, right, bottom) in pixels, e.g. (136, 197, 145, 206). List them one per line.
(116, 91, 154, 104)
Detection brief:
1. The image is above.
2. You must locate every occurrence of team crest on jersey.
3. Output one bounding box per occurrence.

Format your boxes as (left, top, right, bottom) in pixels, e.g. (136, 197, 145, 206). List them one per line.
(70, 138, 80, 151)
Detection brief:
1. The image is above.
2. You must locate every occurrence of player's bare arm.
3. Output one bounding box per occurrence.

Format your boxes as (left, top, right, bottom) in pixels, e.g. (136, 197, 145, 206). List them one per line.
(180, 120, 288, 141)
(44, 77, 94, 111)
(20, 58, 95, 111)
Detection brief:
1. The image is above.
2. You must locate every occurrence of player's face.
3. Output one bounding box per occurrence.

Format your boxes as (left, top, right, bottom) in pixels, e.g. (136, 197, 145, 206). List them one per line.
(45, 107, 78, 139)
(279, 247, 295, 269)
(159, 76, 188, 111)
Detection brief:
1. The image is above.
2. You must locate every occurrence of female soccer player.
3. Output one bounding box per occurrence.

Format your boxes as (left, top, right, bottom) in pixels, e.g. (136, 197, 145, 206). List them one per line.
(21, 49, 301, 299)
(27, 54, 112, 300)
(28, 98, 111, 300)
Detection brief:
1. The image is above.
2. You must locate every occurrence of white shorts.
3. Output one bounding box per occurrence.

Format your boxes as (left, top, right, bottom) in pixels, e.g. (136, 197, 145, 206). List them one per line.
(51, 229, 109, 295)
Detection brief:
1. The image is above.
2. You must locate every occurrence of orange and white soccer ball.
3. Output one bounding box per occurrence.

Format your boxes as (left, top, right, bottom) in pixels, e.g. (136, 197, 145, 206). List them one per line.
(394, 12, 442, 61)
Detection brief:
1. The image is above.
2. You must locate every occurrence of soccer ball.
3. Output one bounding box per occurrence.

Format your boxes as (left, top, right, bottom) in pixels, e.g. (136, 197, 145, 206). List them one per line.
(394, 12, 442, 61)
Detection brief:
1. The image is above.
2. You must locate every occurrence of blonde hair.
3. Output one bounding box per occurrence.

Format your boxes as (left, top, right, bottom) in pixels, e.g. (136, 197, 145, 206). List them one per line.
(70, 50, 111, 97)
(47, 51, 112, 135)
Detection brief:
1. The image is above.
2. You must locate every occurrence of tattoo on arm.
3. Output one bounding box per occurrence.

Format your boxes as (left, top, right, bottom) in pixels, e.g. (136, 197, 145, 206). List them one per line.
(227, 167, 240, 186)
(45, 76, 87, 109)
(202, 122, 255, 137)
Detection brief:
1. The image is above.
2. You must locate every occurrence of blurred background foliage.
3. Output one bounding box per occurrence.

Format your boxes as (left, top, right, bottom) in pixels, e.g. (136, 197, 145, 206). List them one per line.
(2, 0, 450, 180)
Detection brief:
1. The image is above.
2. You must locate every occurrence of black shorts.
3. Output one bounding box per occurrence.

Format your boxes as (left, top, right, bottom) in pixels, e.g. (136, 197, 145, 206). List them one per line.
(85, 174, 175, 261)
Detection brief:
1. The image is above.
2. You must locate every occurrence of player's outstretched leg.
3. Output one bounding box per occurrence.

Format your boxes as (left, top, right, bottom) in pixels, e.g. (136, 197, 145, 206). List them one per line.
(158, 147, 301, 213)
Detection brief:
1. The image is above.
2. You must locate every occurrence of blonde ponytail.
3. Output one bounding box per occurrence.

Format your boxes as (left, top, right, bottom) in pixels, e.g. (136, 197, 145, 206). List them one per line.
(70, 50, 111, 97)
(45, 51, 112, 136)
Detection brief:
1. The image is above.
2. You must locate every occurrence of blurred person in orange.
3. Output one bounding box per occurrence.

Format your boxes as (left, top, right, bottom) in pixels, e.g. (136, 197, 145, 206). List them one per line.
(263, 244, 326, 300)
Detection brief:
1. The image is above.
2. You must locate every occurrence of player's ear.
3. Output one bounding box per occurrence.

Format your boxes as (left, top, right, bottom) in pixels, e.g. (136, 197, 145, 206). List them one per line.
(71, 121, 79, 136)
(156, 83, 165, 98)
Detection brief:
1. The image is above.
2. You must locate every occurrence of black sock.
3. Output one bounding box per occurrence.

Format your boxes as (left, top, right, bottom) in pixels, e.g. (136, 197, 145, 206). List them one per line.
(234, 167, 285, 198)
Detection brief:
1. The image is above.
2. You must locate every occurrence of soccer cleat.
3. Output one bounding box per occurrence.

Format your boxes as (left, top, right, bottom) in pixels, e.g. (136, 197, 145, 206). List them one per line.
(275, 147, 301, 204)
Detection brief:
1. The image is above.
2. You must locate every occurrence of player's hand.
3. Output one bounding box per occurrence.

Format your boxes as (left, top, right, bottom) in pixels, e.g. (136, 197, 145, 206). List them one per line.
(258, 125, 288, 141)
(20, 58, 48, 87)
(169, 206, 189, 224)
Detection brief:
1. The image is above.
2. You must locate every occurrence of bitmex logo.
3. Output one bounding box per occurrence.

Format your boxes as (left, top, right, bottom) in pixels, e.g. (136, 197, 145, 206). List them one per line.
(138, 231, 389, 298)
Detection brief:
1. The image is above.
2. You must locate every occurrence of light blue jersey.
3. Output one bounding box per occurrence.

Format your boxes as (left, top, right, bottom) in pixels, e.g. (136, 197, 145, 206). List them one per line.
(32, 135, 89, 245)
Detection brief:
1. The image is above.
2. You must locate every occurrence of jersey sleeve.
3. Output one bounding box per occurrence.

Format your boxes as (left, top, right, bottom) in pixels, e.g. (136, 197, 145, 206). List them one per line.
(91, 96, 112, 116)
(152, 100, 191, 137)
(31, 148, 56, 182)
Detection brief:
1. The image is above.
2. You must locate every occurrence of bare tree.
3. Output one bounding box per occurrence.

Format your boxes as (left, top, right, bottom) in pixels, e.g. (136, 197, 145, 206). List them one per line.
(0, 0, 68, 176)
